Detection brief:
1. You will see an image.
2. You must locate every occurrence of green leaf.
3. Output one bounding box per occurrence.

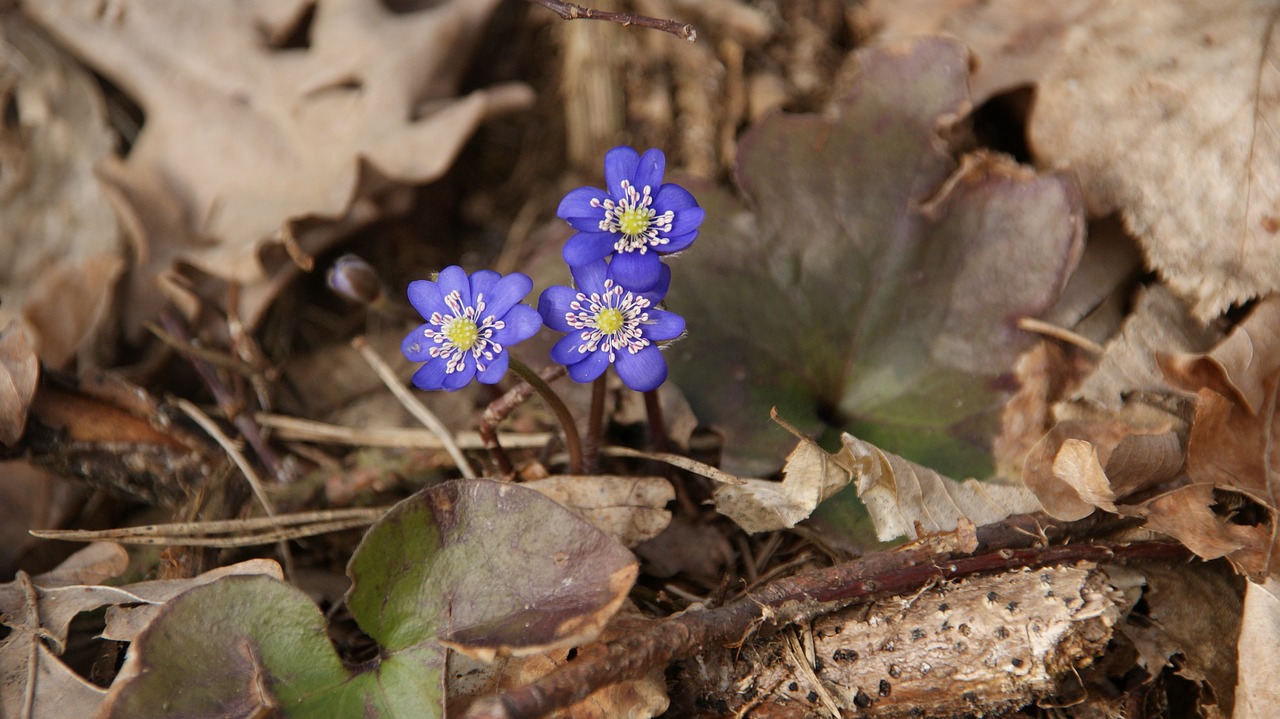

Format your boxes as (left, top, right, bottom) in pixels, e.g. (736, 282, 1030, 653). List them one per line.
(101, 479, 638, 717)
(668, 37, 1084, 477)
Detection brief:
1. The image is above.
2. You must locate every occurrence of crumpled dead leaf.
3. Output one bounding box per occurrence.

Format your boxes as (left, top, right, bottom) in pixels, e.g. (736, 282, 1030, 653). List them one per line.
(0, 19, 124, 368)
(0, 322, 39, 447)
(714, 412, 1042, 539)
(1151, 296, 1280, 580)
(26, 0, 534, 333)
(1030, 0, 1280, 319)
(524, 476, 675, 548)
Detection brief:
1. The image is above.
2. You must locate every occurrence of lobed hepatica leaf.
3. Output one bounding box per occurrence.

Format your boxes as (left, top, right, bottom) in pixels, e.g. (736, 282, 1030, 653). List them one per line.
(667, 37, 1085, 477)
(101, 479, 638, 718)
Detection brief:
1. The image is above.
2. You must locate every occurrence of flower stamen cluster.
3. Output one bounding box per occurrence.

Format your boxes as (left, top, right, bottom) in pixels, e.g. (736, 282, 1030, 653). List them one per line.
(565, 279, 653, 361)
(423, 290, 504, 374)
(591, 180, 675, 255)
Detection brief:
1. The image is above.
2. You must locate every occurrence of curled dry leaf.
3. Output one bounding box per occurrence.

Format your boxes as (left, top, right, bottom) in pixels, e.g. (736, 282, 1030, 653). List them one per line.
(713, 413, 1042, 540)
(0, 322, 39, 447)
(26, 0, 535, 333)
(524, 476, 675, 548)
(0, 19, 124, 368)
(1152, 297, 1280, 580)
(843, 433, 1042, 542)
(1030, 0, 1280, 319)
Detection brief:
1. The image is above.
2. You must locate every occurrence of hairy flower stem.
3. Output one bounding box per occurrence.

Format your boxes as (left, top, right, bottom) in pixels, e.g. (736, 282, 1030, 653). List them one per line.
(583, 375, 607, 473)
(643, 389, 667, 453)
(508, 357, 584, 474)
(479, 365, 569, 477)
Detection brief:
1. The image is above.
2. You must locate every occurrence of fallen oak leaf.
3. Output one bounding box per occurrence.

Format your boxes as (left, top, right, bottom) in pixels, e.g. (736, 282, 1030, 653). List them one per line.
(1029, 0, 1280, 319)
(26, 0, 535, 334)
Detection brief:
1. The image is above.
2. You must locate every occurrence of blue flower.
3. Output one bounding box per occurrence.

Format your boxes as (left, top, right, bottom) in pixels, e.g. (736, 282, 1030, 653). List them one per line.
(538, 259, 685, 392)
(557, 146, 705, 292)
(401, 266, 543, 391)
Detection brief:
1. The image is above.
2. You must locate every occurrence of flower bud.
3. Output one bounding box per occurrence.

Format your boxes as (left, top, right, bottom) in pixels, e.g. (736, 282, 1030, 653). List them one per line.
(326, 254, 384, 306)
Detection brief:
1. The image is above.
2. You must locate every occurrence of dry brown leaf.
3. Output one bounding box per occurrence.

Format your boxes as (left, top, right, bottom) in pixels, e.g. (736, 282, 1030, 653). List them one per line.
(0, 19, 124, 367)
(1236, 578, 1280, 718)
(1150, 297, 1280, 579)
(864, 0, 1103, 104)
(1135, 563, 1241, 717)
(0, 637, 106, 719)
(26, 0, 534, 332)
(1030, 1, 1280, 319)
(712, 431, 854, 534)
(845, 434, 1043, 541)
(0, 322, 39, 447)
(1071, 285, 1219, 411)
(523, 476, 675, 548)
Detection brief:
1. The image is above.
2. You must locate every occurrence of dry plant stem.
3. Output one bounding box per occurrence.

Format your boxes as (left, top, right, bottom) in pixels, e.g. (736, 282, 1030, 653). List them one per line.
(583, 374, 607, 473)
(176, 398, 295, 576)
(351, 336, 477, 479)
(526, 0, 697, 41)
(508, 357, 584, 474)
(464, 539, 1191, 719)
(158, 312, 288, 482)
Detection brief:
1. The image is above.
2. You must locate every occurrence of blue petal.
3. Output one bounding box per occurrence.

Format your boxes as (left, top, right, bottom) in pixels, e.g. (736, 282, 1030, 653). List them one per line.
(557, 187, 607, 231)
(608, 251, 662, 293)
(491, 304, 542, 345)
(440, 356, 477, 391)
(569, 259, 609, 295)
(603, 146, 640, 197)
(654, 183, 701, 212)
(643, 309, 685, 341)
(638, 264, 671, 304)
(482, 272, 533, 319)
(666, 205, 705, 237)
(476, 351, 510, 384)
(468, 270, 501, 310)
(406, 279, 447, 319)
(411, 360, 448, 391)
(567, 349, 611, 384)
(401, 325, 434, 362)
(632, 148, 666, 193)
(539, 286, 580, 332)
(563, 232, 616, 268)
(614, 346, 667, 392)
(436, 265, 471, 308)
(659, 229, 698, 254)
(551, 332, 590, 366)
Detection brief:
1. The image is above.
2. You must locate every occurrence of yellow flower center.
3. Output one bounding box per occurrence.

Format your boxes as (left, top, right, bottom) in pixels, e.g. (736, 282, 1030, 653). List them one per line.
(617, 207, 651, 237)
(595, 308, 625, 334)
(443, 317, 480, 350)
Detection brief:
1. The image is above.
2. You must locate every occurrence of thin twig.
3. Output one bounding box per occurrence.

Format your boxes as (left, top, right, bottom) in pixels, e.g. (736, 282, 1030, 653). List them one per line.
(30, 507, 387, 547)
(352, 336, 477, 479)
(464, 539, 1192, 719)
(157, 312, 288, 482)
(525, 0, 697, 41)
(598, 446, 744, 485)
(256, 413, 553, 451)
